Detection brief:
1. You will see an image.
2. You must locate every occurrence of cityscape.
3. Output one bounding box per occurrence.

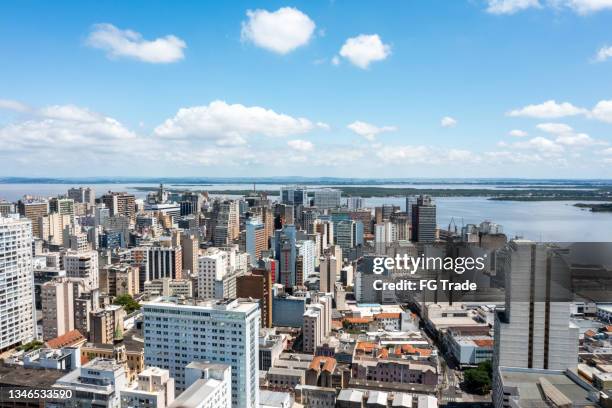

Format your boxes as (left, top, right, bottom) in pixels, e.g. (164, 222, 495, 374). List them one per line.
(0, 182, 611, 408)
(2, 1, 612, 407)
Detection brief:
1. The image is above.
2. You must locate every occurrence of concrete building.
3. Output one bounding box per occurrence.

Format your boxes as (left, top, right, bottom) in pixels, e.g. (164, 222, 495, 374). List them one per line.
(144, 278, 193, 297)
(410, 195, 436, 243)
(100, 264, 140, 296)
(180, 233, 199, 275)
(303, 294, 332, 353)
(168, 362, 232, 408)
(64, 250, 99, 291)
(0, 215, 36, 351)
(143, 297, 260, 408)
(18, 199, 49, 238)
(198, 249, 229, 299)
(120, 366, 175, 408)
(313, 189, 341, 209)
(101, 192, 136, 218)
(53, 358, 127, 408)
(90, 305, 126, 345)
(272, 296, 306, 328)
(41, 278, 84, 340)
(236, 268, 273, 327)
(246, 220, 268, 266)
(68, 186, 95, 205)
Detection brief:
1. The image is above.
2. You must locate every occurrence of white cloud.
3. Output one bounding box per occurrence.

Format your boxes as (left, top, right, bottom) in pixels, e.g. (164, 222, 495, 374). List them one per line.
(561, 0, 612, 13)
(86, 23, 186, 63)
(485, 0, 541, 14)
(591, 100, 612, 123)
(347, 121, 397, 141)
(0, 99, 30, 113)
(440, 116, 458, 128)
(509, 129, 528, 137)
(154, 100, 318, 145)
(287, 139, 314, 151)
(594, 45, 612, 62)
(507, 100, 588, 118)
(241, 7, 316, 54)
(514, 136, 565, 154)
(536, 122, 573, 134)
(554, 132, 599, 146)
(338, 34, 391, 69)
(331, 56, 340, 66)
(599, 147, 612, 155)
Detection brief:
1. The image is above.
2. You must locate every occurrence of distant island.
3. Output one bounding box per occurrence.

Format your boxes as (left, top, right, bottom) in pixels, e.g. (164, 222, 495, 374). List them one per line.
(574, 203, 612, 212)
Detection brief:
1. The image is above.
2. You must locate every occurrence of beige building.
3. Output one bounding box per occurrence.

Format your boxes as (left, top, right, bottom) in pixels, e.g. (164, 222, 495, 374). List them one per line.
(90, 305, 126, 344)
(100, 264, 139, 296)
(120, 366, 175, 408)
(144, 278, 192, 297)
(64, 250, 99, 291)
(41, 278, 86, 341)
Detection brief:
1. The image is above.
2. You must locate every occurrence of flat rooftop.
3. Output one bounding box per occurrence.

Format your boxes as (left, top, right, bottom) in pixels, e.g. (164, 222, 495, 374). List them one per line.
(0, 364, 65, 388)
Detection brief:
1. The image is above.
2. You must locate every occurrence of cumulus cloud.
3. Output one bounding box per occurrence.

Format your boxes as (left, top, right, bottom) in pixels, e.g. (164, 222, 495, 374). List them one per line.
(0, 99, 30, 113)
(154, 100, 320, 145)
(347, 121, 397, 141)
(485, 0, 541, 14)
(513, 136, 565, 154)
(483, 0, 612, 14)
(507, 100, 588, 118)
(509, 129, 528, 137)
(440, 116, 458, 128)
(536, 122, 574, 134)
(287, 139, 314, 151)
(591, 100, 612, 123)
(594, 45, 612, 62)
(86, 23, 186, 63)
(338, 34, 391, 69)
(241, 7, 316, 54)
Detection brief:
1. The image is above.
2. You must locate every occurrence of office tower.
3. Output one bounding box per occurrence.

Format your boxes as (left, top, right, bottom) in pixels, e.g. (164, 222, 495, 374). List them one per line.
(18, 199, 48, 238)
(493, 241, 578, 372)
(136, 245, 184, 289)
(334, 220, 364, 252)
(99, 264, 139, 296)
(246, 220, 267, 265)
(212, 200, 240, 246)
(101, 191, 136, 218)
(94, 204, 110, 227)
(349, 208, 372, 234)
(280, 186, 308, 207)
(68, 186, 95, 205)
(198, 249, 228, 299)
(180, 233, 199, 275)
(390, 213, 410, 241)
(143, 298, 260, 408)
(49, 197, 75, 216)
(0, 216, 36, 350)
(237, 268, 273, 327)
(275, 225, 297, 288)
(121, 367, 175, 408)
(319, 254, 338, 294)
(0, 201, 14, 216)
(90, 305, 126, 344)
(296, 239, 315, 284)
(313, 189, 341, 209)
(411, 195, 436, 243)
(41, 278, 81, 340)
(39, 212, 71, 245)
(347, 196, 364, 210)
(64, 250, 99, 291)
(313, 219, 334, 251)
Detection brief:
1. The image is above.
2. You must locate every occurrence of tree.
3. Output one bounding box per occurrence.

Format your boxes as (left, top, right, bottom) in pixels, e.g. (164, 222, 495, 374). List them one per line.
(113, 294, 141, 314)
(463, 360, 493, 395)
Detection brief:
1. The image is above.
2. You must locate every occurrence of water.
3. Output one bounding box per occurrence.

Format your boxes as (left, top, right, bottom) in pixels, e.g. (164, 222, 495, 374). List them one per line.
(1, 183, 610, 242)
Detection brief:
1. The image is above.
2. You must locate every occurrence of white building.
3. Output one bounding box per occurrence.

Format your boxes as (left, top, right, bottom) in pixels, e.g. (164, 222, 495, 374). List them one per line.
(64, 250, 99, 290)
(168, 362, 232, 408)
(53, 358, 127, 408)
(198, 249, 229, 299)
(143, 297, 260, 408)
(120, 366, 175, 408)
(0, 215, 36, 350)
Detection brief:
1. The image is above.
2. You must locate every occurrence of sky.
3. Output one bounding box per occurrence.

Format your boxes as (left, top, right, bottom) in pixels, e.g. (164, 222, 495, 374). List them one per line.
(1, 0, 612, 178)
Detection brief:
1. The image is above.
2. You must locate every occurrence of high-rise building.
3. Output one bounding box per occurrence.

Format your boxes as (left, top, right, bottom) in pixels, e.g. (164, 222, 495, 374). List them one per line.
(68, 186, 96, 205)
(101, 191, 136, 219)
(319, 253, 339, 293)
(302, 294, 332, 354)
(99, 264, 140, 296)
(197, 249, 229, 299)
(90, 305, 126, 345)
(246, 220, 267, 266)
(274, 225, 297, 288)
(170, 362, 232, 408)
(236, 268, 273, 328)
(411, 195, 436, 243)
(143, 298, 260, 408)
(64, 250, 99, 291)
(135, 245, 184, 290)
(17, 199, 48, 238)
(280, 186, 308, 207)
(313, 189, 341, 209)
(0, 201, 15, 216)
(49, 197, 75, 217)
(0, 216, 36, 350)
(180, 233, 199, 275)
(41, 278, 83, 340)
(493, 240, 578, 372)
(347, 196, 364, 210)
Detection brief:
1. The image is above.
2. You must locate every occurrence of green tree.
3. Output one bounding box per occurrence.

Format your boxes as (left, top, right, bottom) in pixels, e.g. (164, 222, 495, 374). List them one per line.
(113, 294, 141, 314)
(463, 361, 493, 395)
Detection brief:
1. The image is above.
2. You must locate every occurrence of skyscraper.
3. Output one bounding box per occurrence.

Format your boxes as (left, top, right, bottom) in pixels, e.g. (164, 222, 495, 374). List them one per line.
(17, 199, 48, 238)
(493, 240, 578, 372)
(143, 298, 260, 408)
(411, 195, 436, 243)
(313, 189, 341, 209)
(68, 186, 96, 205)
(0, 215, 36, 350)
(245, 220, 267, 266)
(101, 191, 136, 218)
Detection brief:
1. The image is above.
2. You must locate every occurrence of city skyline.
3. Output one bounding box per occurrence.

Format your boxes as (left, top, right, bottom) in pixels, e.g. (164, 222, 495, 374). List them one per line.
(2, 1, 612, 178)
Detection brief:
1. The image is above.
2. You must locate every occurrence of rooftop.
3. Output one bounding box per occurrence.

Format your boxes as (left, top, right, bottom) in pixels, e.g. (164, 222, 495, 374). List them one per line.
(0, 364, 65, 388)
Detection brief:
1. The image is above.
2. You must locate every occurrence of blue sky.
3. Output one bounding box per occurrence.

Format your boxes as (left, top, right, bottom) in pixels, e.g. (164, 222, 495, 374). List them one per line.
(1, 0, 612, 178)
